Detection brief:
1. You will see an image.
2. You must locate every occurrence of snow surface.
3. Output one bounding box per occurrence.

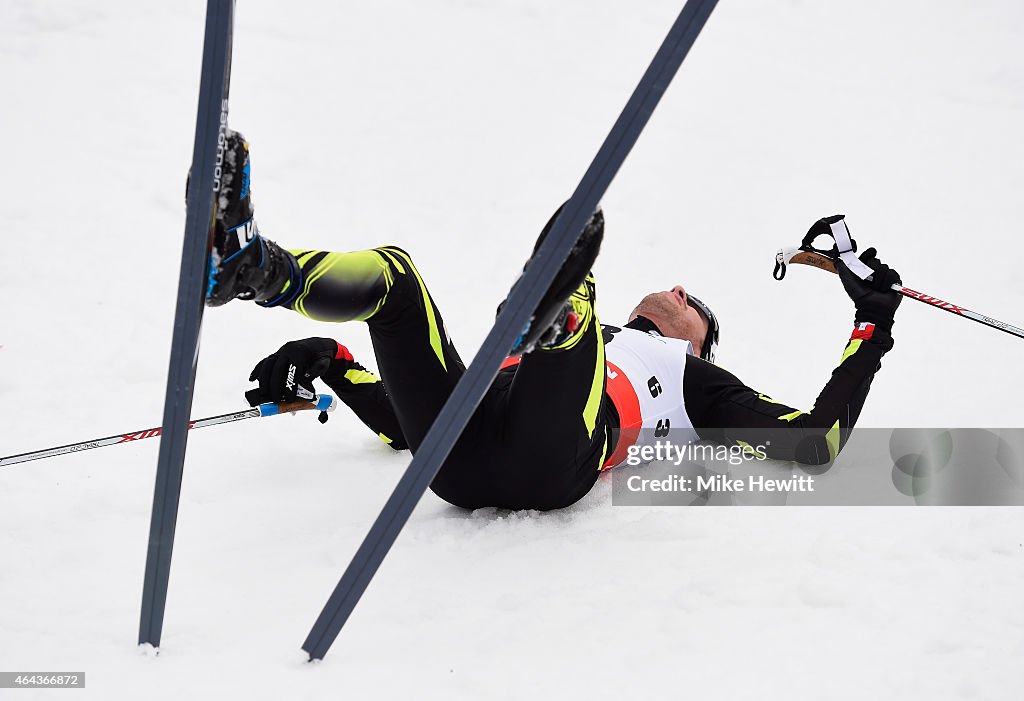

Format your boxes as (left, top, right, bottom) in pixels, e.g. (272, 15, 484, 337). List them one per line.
(1, 0, 1023, 698)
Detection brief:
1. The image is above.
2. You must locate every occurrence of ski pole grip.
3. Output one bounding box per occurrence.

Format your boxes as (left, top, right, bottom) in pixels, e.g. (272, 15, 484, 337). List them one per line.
(258, 394, 337, 417)
(788, 250, 838, 275)
(774, 246, 839, 280)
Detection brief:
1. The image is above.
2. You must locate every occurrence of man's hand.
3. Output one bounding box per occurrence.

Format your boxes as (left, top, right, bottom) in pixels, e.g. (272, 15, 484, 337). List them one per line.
(244, 337, 340, 406)
(837, 247, 902, 333)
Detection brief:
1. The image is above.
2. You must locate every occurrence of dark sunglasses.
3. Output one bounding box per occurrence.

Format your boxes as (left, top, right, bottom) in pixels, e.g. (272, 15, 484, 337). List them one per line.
(685, 293, 720, 363)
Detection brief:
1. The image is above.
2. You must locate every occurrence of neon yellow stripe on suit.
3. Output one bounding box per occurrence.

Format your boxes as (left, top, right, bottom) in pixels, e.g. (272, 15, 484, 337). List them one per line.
(549, 277, 595, 352)
(777, 409, 807, 422)
(758, 392, 810, 421)
(596, 435, 608, 471)
(293, 252, 337, 318)
(291, 250, 393, 321)
(840, 339, 863, 365)
(380, 248, 447, 371)
(582, 313, 605, 438)
(278, 250, 322, 297)
(344, 368, 380, 385)
(825, 420, 841, 460)
(377, 249, 406, 275)
(293, 250, 320, 267)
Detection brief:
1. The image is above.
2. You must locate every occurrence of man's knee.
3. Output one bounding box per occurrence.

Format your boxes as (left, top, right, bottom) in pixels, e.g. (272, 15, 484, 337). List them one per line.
(374, 245, 415, 272)
(379, 244, 411, 258)
(373, 245, 435, 304)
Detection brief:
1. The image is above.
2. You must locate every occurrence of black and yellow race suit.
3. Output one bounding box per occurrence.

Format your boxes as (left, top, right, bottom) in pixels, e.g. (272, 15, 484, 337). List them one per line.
(268, 246, 892, 510)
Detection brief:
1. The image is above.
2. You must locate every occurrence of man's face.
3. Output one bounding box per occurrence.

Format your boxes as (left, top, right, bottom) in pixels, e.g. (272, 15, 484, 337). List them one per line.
(629, 285, 709, 353)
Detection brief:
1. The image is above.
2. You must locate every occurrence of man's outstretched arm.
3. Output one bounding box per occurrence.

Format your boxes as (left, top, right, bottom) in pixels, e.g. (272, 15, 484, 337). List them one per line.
(684, 326, 892, 464)
(685, 243, 902, 465)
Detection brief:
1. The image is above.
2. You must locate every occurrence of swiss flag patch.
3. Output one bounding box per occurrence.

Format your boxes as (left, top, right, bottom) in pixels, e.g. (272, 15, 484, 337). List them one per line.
(850, 322, 875, 340)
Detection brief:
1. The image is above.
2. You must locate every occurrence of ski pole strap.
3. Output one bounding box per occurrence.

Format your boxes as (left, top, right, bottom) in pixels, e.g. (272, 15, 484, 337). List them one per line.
(825, 216, 874, 280)
(779, 214, 875, 282)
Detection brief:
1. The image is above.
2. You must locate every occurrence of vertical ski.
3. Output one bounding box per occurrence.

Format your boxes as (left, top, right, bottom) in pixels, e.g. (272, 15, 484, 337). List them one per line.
(302, 0, 720, 660)
(138, 0, 235, 649)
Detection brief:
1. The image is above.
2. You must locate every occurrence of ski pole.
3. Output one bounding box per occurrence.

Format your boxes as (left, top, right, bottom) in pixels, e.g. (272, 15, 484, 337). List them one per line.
(774, 245, 1024, 341)
(0, 393, 337, 468)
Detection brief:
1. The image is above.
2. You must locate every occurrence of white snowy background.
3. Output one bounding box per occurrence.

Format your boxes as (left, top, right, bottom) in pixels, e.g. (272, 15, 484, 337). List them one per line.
(1, 0, 1022, 698)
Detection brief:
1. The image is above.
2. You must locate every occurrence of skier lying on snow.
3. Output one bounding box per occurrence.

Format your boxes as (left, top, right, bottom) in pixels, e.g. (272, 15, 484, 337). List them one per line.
(207, 131, 902, 511)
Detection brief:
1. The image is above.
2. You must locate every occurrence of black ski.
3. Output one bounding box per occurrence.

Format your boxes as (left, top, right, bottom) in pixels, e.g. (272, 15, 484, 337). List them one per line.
(138, 0, 235, 649)
(302, 0, 719, 660)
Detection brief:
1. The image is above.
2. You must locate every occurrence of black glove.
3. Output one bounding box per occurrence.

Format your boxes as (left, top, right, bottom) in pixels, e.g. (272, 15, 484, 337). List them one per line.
(244, 337, 339, 407)
(837, 247, 902, 334)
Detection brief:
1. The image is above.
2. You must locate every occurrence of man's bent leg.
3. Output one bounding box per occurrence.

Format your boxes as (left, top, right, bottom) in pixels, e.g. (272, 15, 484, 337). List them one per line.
(495, 276, 608, 509)
(276, 245, 466, 450)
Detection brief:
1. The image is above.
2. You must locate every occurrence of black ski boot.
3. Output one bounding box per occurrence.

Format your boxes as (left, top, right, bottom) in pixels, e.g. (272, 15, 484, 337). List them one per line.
(505, 204, 603, 354)
(206, 130, 299, 307)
